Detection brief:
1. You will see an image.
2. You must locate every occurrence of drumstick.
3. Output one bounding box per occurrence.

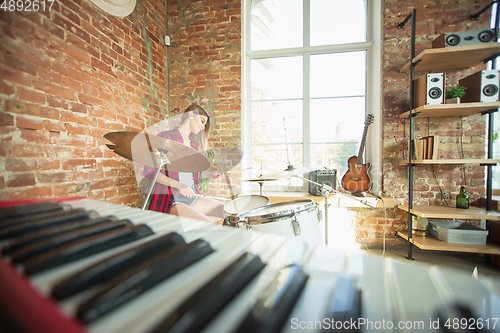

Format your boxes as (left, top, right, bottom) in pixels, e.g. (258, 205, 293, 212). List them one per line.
(195, 194, 231, 203)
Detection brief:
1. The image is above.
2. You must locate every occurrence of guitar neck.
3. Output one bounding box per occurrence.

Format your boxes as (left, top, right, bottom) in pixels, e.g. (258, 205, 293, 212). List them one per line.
(356, 123, 370, 164)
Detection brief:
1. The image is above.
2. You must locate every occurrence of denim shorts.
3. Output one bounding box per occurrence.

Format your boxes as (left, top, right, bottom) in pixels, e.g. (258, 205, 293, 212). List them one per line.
(173, 189, 199, 207)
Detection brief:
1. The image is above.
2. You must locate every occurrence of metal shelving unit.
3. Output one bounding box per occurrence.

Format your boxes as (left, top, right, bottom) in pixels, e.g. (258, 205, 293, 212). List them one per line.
(397, 6, 500, 260)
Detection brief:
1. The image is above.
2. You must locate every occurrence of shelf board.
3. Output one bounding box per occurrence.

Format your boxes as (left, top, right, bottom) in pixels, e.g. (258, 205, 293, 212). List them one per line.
(397, 204, 500, 220)
(398, 159, 500, 165)
(400, 43, 500, 72)
(396, 231, 500, 255)
(399, 101, 500, 118)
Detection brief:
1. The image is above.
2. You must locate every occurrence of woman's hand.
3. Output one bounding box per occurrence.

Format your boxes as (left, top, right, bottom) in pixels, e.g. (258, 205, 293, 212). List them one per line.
(179, 186, 196, 198)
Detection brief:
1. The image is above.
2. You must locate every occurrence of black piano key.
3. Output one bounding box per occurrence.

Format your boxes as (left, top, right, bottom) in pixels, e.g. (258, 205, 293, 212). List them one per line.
(10, 219, 132, 264)
(0, 210, 100, 240)
(2, 216, 117, 255)
(323, 275, 361, 332)
(23, 224, 154, 275)
(151, 252, 265, 333)
(236, 264, 309, 333)
(436, 302, 491, 333)
(0, 201, 65, 221)
(76, 239, 214, 324)
(0, 206, 81, 228)
(51, 232, 186, 300)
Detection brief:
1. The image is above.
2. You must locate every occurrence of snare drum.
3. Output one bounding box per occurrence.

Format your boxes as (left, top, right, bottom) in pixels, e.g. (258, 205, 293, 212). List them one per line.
(223, 195, 270, 226)
(236, 199, 324, 246)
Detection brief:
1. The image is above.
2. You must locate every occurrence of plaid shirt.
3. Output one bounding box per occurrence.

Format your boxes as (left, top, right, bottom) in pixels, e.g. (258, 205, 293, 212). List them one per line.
(143, 127, 200, 213)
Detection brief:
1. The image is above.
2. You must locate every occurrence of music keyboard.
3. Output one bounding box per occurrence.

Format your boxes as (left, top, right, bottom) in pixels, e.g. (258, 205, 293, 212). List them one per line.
(0, 198, 499, 333)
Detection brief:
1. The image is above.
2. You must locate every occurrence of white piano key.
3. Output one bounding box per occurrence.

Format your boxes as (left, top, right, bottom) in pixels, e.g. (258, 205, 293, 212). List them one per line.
(87, 227, 263, 333)
(202, 238, 314, 333)
(280, 276, 336, 333)
(4, 198, 500, 333)
(430, 266, 500, 330)
(390, 259, 445, 333)
(29, 223, 213, 293)
(347, 253, 396, 333)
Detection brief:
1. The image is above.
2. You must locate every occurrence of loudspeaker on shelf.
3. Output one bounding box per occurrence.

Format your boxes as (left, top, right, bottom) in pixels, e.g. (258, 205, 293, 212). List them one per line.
(308, 169, 337, 196)
(431, 29, 496, 48)
(415, 73, 445, 107)
(459, 70, 500, 103)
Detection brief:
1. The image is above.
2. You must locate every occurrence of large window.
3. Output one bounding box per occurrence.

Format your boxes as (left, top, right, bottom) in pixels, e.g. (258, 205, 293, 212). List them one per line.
(243, 0, 381, 192)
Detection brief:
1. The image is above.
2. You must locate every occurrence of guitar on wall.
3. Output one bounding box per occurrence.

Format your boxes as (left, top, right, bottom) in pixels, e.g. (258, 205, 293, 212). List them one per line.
(341, 114, 374, 194)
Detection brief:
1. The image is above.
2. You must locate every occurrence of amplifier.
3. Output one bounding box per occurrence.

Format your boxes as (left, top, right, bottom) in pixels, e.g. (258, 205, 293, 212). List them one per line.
(308, 169, 337, 196)
(431, 29, 496, 48)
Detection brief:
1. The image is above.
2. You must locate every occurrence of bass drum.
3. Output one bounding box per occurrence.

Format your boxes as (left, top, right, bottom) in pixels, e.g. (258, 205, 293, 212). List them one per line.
(223, 195, 270, 227)
(236, 199, 324, 246)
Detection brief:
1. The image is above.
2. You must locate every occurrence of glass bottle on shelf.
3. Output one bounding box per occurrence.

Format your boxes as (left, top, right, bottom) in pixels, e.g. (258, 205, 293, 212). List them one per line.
(456, 186, 469, 209)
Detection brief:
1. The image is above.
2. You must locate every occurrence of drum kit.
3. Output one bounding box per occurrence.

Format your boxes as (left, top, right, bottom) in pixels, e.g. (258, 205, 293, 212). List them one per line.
(104, 131, 331, 246)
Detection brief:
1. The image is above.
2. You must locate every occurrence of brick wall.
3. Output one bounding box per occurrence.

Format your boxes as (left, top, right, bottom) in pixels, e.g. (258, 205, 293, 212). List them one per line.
(167, 0, 243, 199)
(0, 0, 169, 206)
(380, 0, 493, 242)
(1, 0, 493, 244)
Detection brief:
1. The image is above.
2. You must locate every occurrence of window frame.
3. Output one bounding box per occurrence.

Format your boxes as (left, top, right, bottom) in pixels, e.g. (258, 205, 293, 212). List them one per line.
(242, 0, 382, 194)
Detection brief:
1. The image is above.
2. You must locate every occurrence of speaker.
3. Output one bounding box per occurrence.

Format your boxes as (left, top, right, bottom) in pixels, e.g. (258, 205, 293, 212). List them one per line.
(432, 29, 496, 48)
(459, 70, 500, 103)
(308, 169, 337, 196)
(415, 73, 445, 107)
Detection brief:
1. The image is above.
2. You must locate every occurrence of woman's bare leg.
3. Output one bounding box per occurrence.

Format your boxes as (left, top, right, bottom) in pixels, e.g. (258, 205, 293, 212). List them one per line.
(170, 203, 214, 223)
(192, 197, 225, 218)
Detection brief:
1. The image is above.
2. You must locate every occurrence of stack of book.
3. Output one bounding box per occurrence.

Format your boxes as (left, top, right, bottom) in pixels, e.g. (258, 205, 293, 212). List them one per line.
(411, 135, 439, 160)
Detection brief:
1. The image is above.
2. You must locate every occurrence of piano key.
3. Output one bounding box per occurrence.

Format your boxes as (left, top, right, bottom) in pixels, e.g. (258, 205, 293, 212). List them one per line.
(2, 198, 499, 333)
(76, 238, 214, 323)
(2, 216, 118, 255)
(390, 259, 445, 332)
(0, 210, 101, 240)
(30, 224, 219, 294)
(322, 275, 361, 331)
(51, 232, 186, 299)
(150, 252, 265, 333)
(346, 253, 396, 333)
(86, 228, 265, 333)
(429, 266, 500, 325)
(10, 219, 133, 264)
(0, 200, 66, 221)
(23, 224, 154, 275)
(0, 207, 85, 228)
(236, 264, 309, 333)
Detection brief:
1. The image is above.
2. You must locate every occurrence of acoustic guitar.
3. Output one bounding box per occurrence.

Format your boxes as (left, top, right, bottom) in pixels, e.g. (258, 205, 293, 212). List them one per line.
(341, 114, 374, 193)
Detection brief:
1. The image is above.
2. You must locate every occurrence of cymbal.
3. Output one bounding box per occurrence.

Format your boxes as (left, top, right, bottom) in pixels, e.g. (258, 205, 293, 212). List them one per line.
(243, 178, 281, 183)
(261, 165, 320, 179)
(104, 131, 210, 172)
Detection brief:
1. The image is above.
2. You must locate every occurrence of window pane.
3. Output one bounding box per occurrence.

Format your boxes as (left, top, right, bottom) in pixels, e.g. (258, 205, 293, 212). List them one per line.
(310, 143, 358, 177)
(252, 144, 303, 186)
(310, 97, 366, 143)
(310, 51, 366, 98)
(251, 56, 303, 100)
(310, 0, 367, 46)
(251, 0, 303, 51)
(252, 101, 303, 144)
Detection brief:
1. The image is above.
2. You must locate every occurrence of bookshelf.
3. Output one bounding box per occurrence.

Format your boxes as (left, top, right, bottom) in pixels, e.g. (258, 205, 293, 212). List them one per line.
(397, 10, 499, 259)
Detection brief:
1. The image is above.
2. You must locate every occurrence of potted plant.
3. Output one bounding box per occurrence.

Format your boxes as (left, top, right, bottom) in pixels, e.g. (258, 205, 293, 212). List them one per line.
(199, 148, 216, 195)
(445, 84, 466, 104)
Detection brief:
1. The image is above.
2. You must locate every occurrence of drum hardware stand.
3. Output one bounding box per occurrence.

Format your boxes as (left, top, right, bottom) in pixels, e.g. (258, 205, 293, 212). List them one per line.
(292, 175, 332, 245)
(142, 148, 171, 210)
(291, 214, 302, 236)
(293, 175, 379, 245)
(283, 118, 294, 172)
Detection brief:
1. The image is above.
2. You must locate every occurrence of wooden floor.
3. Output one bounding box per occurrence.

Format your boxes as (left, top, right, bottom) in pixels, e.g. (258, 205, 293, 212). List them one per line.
(342, 244, 500, 279)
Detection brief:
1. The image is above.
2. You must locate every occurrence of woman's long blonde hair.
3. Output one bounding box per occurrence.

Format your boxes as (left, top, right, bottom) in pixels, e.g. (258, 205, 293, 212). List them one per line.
(180, 104, 211, 151)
